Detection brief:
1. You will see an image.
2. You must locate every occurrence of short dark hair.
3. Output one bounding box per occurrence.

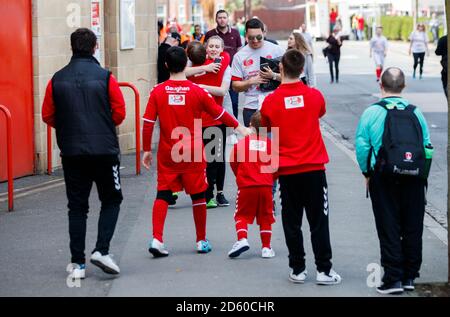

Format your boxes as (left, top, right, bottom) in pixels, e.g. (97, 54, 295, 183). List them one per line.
(187, 41, 206, 66)
(250, 111, 263, 134)
(166, 46, 188, 73)
(381, 67, 405, 94)
(245, 18, 264, 33)
(281, 49, 305, 79)
(71, 28, 97, 55)
(216, 10, 228, 19)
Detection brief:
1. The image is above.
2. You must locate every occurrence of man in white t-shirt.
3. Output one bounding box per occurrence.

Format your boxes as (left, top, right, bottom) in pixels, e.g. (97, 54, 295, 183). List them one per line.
(300, 23, 314, 56)
(370, 26, 388, 82)
(231, 18, 285, 127)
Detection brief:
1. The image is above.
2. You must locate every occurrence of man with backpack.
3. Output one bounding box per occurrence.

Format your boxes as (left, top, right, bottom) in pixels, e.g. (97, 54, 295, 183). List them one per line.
(355, 67, 433, 295)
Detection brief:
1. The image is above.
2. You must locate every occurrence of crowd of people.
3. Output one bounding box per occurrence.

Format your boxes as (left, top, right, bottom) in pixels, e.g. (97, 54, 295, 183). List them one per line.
(41, 7, 447, 296)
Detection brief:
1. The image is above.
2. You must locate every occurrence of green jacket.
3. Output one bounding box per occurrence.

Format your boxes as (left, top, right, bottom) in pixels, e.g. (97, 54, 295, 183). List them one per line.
(355, 97, 431, 174)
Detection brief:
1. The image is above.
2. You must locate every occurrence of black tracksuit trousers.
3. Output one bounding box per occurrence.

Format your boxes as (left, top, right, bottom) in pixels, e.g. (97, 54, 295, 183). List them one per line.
(62, 155, 123, 265)
(369, 172, 426, 284)
(203, 124, 227, 202)
(279, 170, 333, 274)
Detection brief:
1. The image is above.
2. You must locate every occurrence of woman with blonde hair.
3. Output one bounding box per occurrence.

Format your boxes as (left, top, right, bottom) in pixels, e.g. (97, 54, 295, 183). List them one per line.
(409, 23, 430, 79)
(287, 32, 315, 87)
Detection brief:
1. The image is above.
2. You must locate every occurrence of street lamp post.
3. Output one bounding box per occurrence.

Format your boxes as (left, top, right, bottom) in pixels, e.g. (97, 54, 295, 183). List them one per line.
(446, 0, 450, 285)
(413, 0, 419, 26)
(244, 0, 252, 21)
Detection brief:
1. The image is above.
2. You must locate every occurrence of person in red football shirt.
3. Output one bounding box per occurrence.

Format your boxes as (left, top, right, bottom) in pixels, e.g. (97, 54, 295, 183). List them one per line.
(228, 111, 276, 259)
(329, 8, 338, 33)
(260, 49, 341, 285)
(142, 46, 250, 257)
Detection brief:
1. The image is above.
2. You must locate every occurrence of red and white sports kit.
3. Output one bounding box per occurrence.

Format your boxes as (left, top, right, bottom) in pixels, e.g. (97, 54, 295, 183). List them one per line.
(260, 81, 335, 275)
(230, 134, 276, 249)
(143, 80, 238, 243)
(260, 82, 329, 175)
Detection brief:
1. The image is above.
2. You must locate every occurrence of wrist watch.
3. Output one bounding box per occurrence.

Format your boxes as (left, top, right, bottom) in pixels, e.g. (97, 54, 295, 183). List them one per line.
(272, 73, 277, 80)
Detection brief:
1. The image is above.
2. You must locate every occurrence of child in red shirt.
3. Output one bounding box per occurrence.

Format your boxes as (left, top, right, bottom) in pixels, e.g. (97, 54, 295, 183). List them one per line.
(228, 112, 276, 258)
(142, 46, 250, 257)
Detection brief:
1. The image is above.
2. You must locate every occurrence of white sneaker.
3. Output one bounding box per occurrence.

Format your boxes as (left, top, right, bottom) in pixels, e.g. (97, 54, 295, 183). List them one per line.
(67, 263, 86, 279)
(261, 247, 275, 258)
(289, 269, 307, 284)
(316, 269, 342, 285)
(148, 238, 169, 257)
(228, 239, 250, 258)
(90, 251, 120, 275)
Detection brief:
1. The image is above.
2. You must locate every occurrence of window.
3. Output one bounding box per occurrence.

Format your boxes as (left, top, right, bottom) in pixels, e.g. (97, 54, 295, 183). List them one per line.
(157, 5, 166, 22)
(192, 4, 202, 25)
(178, 2, 186, 24)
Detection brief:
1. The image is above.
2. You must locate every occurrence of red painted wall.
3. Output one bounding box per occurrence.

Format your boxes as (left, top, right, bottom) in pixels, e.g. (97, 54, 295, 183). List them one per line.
(0, 0, 34, 181)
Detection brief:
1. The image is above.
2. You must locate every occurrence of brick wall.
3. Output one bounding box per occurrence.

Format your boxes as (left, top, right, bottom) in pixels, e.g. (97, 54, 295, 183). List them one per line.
(33, 0, 157, 173)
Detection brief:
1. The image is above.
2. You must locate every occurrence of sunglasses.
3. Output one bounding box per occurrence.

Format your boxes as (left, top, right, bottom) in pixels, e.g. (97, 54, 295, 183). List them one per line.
(248, 34, 263, 42)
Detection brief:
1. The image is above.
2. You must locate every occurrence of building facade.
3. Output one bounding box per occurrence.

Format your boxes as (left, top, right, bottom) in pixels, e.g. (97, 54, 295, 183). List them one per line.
(0, 0, 158, 181)
(234, 0, 306, 36)
(156, 0, 226, 31)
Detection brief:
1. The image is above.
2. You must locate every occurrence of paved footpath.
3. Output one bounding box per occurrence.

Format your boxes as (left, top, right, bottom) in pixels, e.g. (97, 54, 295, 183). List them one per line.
(0, 40, 448, 297)
(1, 133, 447, 297)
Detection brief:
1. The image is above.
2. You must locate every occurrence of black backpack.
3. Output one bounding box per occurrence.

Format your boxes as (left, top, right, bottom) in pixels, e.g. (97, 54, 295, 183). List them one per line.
(373, 100, 426, 178)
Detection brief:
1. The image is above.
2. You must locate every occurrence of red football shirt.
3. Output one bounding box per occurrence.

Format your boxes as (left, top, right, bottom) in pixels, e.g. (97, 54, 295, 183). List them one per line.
(330, 11, 338, 23)
(230, 134, 275, 189)
(143, 80, 238, 174)
(260, 81, 329, 176)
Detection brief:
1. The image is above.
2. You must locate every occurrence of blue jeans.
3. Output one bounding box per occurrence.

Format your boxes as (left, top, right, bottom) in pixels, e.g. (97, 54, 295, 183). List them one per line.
(229, 88, 239, 119)
(243, 108, 257, 127)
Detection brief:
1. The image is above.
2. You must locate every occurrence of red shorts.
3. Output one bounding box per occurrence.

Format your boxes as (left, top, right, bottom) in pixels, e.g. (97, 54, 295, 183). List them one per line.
(157, 169, 208, 195)
(234, 186, 275, 226)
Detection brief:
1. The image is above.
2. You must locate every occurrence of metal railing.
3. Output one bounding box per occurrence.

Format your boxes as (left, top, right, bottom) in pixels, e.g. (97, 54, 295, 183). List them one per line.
(46, 82, 142, 176)
(119, 82, 141, 176)
(0, 104, 14, 211)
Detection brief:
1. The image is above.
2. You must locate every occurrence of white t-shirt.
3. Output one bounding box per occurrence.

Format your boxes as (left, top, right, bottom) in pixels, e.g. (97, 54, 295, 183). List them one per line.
(231, 41, 285, 110)
(409, 31, 429, 53)
(370, 35, 388, 54)
(223, 67, 231, 86)
(301, 32, 314, 51)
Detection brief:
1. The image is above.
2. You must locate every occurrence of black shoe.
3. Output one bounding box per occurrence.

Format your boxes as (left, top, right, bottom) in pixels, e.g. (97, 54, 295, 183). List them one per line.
(216, 192, 230, 207)
(402, 279, 415, 291)
(376, 281, 404, 295)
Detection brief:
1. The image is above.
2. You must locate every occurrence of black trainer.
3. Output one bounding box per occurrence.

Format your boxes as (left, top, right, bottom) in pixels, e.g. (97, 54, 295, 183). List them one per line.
(402, 279, 415, 291)
(376, 281, 404, 295)
(216, 192, 230, 207)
